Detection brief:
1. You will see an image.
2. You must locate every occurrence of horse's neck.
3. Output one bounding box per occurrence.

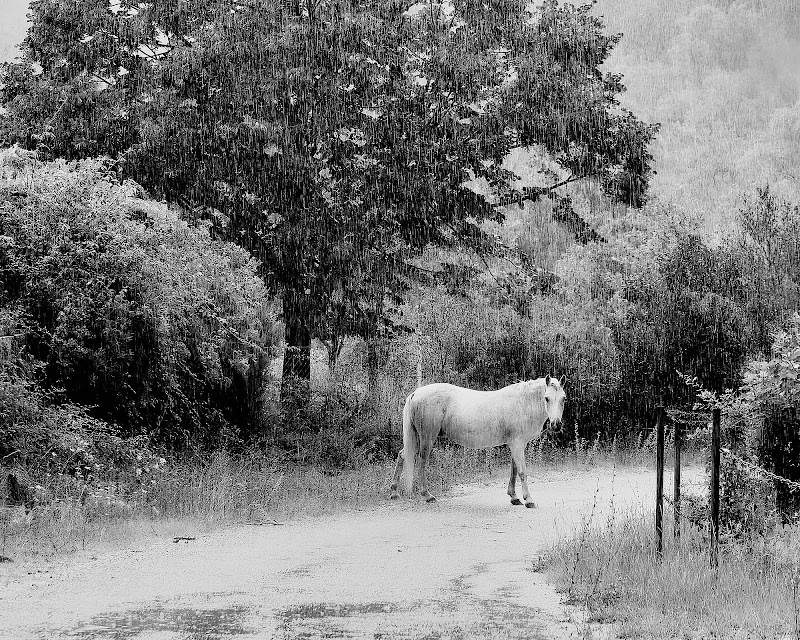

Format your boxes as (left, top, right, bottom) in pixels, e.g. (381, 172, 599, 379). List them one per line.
(514, 387, 543, 411)
(503, 392, 544, 426)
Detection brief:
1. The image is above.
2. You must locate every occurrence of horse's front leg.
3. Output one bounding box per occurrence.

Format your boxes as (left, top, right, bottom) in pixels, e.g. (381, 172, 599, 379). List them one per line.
(389, 448, 405, 500)
(507, 455, 522, 506)
(509, 441, 535, 508)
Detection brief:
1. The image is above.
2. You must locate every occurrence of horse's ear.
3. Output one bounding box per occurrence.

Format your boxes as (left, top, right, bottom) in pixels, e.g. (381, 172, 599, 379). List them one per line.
(559, 375, 566, 388)
(545, 374, 551, 387)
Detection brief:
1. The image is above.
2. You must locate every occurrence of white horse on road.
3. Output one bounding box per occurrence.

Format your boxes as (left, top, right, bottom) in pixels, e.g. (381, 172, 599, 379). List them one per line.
(390, 376, 566, 507)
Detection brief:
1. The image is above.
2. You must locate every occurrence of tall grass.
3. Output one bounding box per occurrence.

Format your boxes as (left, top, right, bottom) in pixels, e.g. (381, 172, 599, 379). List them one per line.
(1, 436, 698, 564)
(146, 446, 508, 522)
(546, 502, 800, 639)
(0, 444, 509, 561)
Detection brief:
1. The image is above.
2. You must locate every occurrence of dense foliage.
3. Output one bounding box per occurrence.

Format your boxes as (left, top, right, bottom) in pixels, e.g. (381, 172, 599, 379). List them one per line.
(1, 0, 658, 398)
(612, 229, 751, 419)
(0, 150, 278, 455)
(740, 315, 800, 522)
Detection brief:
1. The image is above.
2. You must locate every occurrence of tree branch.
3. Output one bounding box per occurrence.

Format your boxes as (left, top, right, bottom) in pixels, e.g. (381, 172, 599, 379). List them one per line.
(493, 172, 586, 208)
(443, 220, 502, 285)
(492, 173, 606, 244)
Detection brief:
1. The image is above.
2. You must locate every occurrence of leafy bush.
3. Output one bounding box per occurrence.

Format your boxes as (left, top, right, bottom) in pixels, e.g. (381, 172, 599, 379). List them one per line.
(0, 149, 278, 451)
(682, 313, 800, 536)
(268, 375, 398, 470)
(740, 313, 800, 521)
(719, 454, 777, 540)
(729, 187, 800, 355)
(607, 226, 751, 426)
(0, 356, 169, 513)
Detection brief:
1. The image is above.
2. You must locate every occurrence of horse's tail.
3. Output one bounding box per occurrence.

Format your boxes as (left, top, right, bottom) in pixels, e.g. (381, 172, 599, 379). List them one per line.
(402, 392, 417, 495)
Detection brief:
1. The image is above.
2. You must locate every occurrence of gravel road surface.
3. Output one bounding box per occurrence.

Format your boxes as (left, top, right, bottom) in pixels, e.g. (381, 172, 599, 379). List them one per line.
(0, 464, 696, 639)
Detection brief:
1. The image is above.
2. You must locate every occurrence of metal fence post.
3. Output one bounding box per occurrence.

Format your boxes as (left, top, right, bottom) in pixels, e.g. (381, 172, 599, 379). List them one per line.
(656, 405, 665, 558)
(710, 407, 721, 568)
(674, 419, 681, 540)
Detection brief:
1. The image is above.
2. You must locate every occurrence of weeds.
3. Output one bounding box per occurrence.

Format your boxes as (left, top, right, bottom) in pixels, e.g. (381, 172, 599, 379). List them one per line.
(0, 433, 695, 565)
(0, 444, 509, 561)
(546, 501, 799, 639)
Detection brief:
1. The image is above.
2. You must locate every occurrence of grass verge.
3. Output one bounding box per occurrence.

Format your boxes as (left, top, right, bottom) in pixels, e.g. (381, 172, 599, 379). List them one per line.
(545, 500, 800, 639)
(1, 439, 700, 566)
(0, 444, 516, 562)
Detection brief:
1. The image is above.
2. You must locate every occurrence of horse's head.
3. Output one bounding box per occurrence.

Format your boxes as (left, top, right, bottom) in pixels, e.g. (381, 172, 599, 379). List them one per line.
(543, 374, 566, 426)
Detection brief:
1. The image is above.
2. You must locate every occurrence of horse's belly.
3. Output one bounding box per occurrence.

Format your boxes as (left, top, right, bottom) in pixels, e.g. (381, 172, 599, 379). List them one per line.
(440, 422, 506, 449)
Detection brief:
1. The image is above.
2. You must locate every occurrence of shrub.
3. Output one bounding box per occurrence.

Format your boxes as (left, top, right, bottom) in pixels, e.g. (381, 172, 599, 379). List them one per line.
(610, 226, 751, 426)
(739, 313, 800, 522)
(0, 356, 168, 513)
(682, 312, 800, 537)
(0, 149, 278, 451)
(731, 187, 800, 354)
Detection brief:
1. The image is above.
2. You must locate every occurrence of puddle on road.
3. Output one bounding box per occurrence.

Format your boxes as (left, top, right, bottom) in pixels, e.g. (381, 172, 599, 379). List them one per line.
(59, 572, 601, 640)
(280, 602, 395, 619)
(276, 602, 398, 639)
(274, 597, 555, 640)
(66, 605, 251, 638)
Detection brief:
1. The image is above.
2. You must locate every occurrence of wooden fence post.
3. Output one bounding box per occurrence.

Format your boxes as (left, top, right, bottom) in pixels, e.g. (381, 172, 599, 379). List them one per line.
(656, 405, 665, 558)
(674, 419, 681, 540)
(710, 407, 721, 568)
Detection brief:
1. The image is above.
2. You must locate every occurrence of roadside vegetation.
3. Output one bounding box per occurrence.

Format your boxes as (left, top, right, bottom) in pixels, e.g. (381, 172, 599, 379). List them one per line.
(0, 445, 499, 559)
(548, 316, 800, 639)
(540, 2, 800, 636)
(0, 433, 629, 561)
(547, 504, 800, 639)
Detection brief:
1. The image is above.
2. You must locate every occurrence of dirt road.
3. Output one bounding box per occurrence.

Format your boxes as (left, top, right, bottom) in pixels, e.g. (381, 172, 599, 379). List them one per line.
(0, 464, 696, 639)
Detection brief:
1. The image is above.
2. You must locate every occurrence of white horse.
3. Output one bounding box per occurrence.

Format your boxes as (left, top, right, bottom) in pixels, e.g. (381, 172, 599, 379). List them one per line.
(390, 376, 566, 506)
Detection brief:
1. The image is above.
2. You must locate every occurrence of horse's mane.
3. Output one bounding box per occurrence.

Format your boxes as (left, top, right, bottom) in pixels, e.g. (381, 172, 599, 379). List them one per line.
(507, 378, 548, 403)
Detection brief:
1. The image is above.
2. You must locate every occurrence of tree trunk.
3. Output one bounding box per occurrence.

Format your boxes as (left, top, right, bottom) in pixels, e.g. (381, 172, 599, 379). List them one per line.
(282, 0, 301, 17)
(281, 314, 311, 409)
(365, 298, 385, 394)
(324, 334, 343, 373)
(366, 337, 379, 392)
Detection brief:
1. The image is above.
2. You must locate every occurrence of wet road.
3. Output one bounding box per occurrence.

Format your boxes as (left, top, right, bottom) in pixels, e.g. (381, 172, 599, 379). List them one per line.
(0, 465, 688, 639)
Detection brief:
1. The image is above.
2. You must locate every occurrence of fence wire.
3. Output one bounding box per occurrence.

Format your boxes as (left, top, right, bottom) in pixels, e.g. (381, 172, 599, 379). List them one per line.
(656, 406, 800, 497)
(666, 408, 711, 425)
(720, 447, 800, 494)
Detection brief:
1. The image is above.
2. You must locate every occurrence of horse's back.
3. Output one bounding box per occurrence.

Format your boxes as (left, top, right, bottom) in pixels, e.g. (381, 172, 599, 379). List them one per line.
(409, 382, 522, 408)
(407, 383, 493, 418)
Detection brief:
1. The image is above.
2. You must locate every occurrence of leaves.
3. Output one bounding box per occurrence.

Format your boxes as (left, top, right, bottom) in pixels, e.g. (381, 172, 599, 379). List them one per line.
(2, 0, 658, 351)
(740, 313, 800, 410)
(0, 155, 278, 448)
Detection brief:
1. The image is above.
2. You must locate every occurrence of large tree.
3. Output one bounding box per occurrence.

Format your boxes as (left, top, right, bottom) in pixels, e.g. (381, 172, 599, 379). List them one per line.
(1, 0, 658, 402)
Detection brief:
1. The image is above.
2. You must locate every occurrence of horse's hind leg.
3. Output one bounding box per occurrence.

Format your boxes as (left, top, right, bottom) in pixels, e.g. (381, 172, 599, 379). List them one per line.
(509, 441, 535, 508)
(390, 449, 404, 499)
(418, 442, 437, 503)
(507, 454, 522, 506)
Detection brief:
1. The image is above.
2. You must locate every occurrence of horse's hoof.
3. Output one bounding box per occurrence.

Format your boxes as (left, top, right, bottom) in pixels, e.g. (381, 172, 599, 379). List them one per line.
(510, 498, 523, 506)
(525, 501, 536, 509)
(425, 495, 437, 503)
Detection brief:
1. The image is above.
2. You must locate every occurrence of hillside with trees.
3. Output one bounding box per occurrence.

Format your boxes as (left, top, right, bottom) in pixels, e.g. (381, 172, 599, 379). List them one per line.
(0, 1, 28, 64)
(594, 0, 800, 237)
